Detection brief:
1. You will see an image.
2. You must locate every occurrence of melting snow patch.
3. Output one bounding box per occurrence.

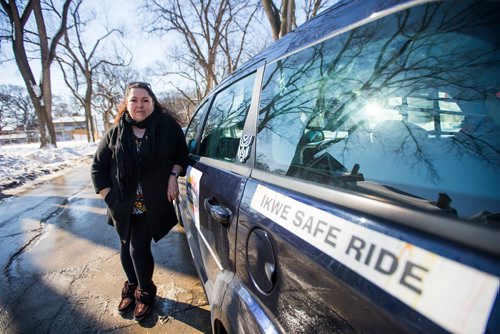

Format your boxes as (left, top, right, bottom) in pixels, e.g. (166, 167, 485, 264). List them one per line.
(0, 140, 97, 191)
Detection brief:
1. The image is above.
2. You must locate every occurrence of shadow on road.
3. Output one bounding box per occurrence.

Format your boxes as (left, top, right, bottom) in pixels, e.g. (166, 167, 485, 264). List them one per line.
(0, 273, 112, 333)
(2, 194, 201, 278)
(120, 297, 211, 333)
(0, 191, 210, 333)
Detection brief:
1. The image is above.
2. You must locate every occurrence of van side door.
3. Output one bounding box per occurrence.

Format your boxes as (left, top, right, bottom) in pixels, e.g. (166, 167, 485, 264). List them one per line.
(183, 72, 258, 305)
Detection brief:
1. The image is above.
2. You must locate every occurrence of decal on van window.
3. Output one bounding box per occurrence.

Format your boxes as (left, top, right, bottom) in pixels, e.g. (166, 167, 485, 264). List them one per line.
(250, 184, 499, 334)
(186, 166, 203, 230)
(237, 134, 253, 163)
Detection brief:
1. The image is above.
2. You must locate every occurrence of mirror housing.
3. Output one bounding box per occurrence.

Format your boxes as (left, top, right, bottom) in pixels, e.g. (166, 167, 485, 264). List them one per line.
(304, 130, 324, 143)
(188, 139, 198, 154)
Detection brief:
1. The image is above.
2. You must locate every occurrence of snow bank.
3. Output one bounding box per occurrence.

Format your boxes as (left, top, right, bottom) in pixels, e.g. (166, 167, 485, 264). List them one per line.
(0, 140, 97, 191)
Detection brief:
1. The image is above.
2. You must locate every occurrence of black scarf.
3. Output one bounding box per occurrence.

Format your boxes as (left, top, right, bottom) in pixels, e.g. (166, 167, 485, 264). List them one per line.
(115, 110, 160, 199)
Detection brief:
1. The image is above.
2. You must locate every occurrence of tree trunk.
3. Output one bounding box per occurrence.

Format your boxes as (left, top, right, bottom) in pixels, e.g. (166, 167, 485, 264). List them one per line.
(280, 0, 295, 38)
(13, 47, 51, 147)
(262, 0, 281, 40)
(34, 0, 57, 147)
(103, 109, 112, 131)
(3, 0, 49, 147)
(41, 66, 57, 146)
(84, 76, 95, 142)
(263, 0, 328, 41)
(2, 0, 71, 147)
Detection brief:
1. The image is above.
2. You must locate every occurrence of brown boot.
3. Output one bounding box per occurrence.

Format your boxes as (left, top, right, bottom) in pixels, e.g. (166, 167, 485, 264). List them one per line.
(134, 282, 157, 321)
(118, 281, 137, 314)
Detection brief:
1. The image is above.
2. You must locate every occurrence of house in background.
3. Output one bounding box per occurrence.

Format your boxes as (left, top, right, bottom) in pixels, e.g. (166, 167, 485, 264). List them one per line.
(1, 116, 91, 145)
(0, 125, 28, 145)
(53, 116, 87, 141)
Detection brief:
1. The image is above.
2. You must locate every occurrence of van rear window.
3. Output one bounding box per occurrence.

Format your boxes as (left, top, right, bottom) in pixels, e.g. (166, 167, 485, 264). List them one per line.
(256, 1, 500, 225)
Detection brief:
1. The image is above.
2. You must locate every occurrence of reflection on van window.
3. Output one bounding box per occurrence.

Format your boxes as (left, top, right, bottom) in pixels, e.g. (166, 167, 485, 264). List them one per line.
(199, 73, 255, 162)
(185, 102, 208, 152)
(256, 1, 500, 224)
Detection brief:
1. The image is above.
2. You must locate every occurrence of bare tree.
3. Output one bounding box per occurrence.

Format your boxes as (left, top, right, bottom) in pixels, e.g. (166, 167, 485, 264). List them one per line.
(0, 6, 10, 57)
(93, 64, 140, 131)
(52, 94, 80, 118)
(0, 0, 72, 147)
(56, 0, 130, 142)
(261, 0, 332, 40)
(159, 90, 196, 126)
(0, 84, 36, 130)
(143, 0, 261, 103)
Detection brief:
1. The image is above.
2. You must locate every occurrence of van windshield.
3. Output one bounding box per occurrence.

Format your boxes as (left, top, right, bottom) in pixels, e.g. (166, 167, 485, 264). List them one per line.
(256, 1, 500, 225)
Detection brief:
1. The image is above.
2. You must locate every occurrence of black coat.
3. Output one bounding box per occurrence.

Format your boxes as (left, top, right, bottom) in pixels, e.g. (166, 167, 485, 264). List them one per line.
(91, 112, 188, 242)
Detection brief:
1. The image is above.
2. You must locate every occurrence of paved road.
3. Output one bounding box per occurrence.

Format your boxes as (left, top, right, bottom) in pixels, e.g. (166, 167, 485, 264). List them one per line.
(0, 159, 211, 333)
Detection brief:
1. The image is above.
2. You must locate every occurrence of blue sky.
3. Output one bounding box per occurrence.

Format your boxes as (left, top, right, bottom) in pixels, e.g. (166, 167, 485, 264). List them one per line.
(0, 0, 170, 95)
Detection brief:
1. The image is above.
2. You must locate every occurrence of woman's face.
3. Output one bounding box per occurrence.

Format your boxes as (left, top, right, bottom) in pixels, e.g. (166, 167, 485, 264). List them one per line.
(127, 88, 154, 122)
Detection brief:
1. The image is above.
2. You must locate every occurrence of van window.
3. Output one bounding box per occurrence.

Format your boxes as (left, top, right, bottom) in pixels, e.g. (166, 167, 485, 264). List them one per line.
(185, 102, 209, 152)
(199, 73, 255, 162)
(256, 1, 500, 224)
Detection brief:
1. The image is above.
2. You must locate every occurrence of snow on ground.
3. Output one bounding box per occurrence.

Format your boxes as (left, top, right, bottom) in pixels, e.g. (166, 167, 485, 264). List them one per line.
(0, 140, 97, 194)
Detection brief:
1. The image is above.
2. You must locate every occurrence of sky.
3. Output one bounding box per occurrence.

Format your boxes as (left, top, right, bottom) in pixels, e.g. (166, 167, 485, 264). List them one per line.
(0, 0, 173, 95)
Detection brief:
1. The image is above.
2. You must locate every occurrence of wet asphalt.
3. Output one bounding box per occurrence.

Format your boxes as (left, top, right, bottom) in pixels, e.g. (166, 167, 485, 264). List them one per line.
(0, 159, 211, 334)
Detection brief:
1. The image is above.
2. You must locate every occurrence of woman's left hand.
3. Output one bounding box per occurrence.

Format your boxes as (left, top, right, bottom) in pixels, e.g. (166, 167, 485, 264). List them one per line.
(167, 175, 179, 202)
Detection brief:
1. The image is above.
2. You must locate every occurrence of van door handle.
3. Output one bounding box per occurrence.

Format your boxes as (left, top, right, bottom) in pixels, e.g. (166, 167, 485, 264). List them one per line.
(204, 197, 232, 226)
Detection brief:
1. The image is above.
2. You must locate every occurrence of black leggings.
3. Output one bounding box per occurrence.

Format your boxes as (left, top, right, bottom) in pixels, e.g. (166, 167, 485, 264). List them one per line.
(120, 214, 154, 288)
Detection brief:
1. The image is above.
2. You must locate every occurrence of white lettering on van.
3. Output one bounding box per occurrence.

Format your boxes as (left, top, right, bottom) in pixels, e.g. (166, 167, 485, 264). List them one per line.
(250, 184, 499, 334)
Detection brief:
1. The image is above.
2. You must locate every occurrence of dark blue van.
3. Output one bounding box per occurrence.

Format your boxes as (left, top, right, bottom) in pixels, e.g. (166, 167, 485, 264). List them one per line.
(174, 0, 500, 333)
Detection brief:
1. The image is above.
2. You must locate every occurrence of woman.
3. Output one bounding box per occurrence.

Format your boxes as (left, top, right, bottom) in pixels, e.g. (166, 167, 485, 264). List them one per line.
(91, 82, 188, 321)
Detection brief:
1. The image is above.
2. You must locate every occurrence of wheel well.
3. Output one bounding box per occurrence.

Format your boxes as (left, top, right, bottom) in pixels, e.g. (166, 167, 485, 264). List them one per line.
(173, 200, 184, 227)
(214, 318, 228, 334)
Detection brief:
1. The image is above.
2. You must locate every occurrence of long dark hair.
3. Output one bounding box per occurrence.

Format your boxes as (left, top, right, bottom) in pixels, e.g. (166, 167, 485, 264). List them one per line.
(114, 82, 176, 124)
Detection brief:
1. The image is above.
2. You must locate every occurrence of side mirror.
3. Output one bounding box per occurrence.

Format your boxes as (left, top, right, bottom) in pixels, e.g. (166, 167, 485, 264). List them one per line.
(304, 130, 324, 143)
(188, 139, 197, 154)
